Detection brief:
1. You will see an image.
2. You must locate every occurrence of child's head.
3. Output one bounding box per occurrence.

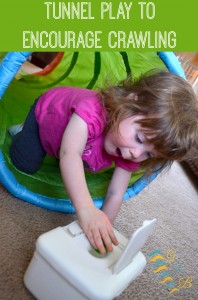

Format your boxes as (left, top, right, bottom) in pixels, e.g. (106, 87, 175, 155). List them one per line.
(101, 70, 198, 171)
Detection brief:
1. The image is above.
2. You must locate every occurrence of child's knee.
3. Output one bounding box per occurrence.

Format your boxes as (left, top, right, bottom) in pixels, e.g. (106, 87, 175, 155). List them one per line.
(10, 146, 39, 174)
(10, 152, 37, 174)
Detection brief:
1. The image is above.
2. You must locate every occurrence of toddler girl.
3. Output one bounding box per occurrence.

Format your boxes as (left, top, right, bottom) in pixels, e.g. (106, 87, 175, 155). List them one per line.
(10, 70, 198, 254)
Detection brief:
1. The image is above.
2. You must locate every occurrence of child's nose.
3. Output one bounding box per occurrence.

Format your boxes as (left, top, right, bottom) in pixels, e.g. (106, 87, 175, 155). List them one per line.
(131, 147, 143, 159)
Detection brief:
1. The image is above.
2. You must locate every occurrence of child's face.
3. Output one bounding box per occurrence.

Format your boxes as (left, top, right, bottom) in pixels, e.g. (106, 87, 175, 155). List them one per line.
(104, 115, 156, 162)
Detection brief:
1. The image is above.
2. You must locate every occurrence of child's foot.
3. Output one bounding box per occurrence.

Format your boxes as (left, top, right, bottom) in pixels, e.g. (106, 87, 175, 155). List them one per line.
(8, 123, 23, 137)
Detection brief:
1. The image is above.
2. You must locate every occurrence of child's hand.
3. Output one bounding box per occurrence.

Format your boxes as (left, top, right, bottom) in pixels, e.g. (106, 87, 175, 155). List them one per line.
(77, 206, 119, 254)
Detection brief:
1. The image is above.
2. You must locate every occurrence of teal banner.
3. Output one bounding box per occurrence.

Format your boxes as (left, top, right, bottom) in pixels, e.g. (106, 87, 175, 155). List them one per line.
(0, 0, 197, 51)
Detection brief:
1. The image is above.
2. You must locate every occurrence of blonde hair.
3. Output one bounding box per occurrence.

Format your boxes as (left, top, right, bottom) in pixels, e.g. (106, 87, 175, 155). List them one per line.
(100, 70, 198, 172)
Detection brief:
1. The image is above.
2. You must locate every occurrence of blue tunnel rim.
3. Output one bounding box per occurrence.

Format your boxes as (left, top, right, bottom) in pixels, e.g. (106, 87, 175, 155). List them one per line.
(0, 51, 185, 213)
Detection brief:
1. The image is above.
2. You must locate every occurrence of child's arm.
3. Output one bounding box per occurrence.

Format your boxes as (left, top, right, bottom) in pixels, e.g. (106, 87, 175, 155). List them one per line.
(102, 167, 132, 223)
(59, 113, 118, 254)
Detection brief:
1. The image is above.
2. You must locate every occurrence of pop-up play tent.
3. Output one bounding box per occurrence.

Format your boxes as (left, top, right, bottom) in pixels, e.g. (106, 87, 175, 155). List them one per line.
(0, 52, 185, 213)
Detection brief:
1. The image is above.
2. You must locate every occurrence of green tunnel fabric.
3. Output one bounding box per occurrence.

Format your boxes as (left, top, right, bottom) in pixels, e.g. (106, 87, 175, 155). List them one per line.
(0, 52, 166, 200)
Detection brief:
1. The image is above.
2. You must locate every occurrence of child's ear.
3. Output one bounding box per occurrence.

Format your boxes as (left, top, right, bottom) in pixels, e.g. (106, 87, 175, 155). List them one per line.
(126, 93, 138, 101)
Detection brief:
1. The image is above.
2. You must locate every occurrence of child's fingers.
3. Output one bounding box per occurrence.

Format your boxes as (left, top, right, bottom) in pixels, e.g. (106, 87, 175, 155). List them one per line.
(92, 229, 107, 254)
(101, 228, 119, 253)
(89, 227, 119, 254)
(85, 227, 107, 254)
(98, 230, 113, 253)
(87, 231, 98, 250)
(109, 229, 119, 246)
(99, 227, 119, 253)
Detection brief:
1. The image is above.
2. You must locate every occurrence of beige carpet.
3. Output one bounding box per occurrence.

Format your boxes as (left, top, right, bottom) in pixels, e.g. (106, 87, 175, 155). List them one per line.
(0, 162, 197, 300)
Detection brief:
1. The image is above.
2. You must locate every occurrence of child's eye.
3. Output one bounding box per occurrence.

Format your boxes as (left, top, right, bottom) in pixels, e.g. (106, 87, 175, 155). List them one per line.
(147, 152, 152, 159)
(136, 134, 143, 144)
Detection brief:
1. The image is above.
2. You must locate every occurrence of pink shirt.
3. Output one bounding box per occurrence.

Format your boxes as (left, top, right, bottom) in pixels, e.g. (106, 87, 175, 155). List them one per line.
(35, 87, 140, 173)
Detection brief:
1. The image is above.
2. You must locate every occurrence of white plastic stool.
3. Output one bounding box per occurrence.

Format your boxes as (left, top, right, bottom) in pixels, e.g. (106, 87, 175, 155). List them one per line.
(24, 219, 156, 300)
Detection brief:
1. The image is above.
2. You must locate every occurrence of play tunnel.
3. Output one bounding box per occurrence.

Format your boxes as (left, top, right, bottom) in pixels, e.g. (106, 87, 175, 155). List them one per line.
(0, 51, 185, 213)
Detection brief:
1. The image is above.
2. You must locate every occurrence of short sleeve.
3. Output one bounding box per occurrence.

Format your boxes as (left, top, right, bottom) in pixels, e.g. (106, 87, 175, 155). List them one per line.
(74, 95, 107, 140)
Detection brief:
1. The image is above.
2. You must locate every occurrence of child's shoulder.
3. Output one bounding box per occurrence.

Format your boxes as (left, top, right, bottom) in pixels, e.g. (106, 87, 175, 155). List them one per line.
(46, 86, 98, 96)
(39, 86, 101, 107)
